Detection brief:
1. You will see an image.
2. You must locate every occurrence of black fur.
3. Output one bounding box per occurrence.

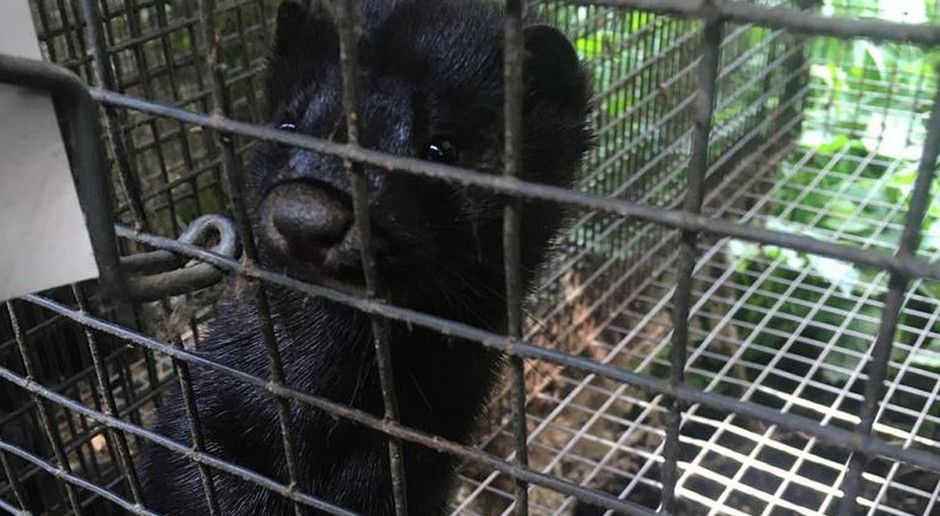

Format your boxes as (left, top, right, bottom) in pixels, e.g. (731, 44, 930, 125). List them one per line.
(139, 1, 592, 514)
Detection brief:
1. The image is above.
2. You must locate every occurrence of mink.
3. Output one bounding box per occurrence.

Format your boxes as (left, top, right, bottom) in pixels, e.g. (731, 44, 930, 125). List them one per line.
(138, 0, 592, 514)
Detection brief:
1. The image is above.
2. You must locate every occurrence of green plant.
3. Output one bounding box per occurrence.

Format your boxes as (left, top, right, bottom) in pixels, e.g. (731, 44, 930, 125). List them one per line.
(721, 0, 940, 385)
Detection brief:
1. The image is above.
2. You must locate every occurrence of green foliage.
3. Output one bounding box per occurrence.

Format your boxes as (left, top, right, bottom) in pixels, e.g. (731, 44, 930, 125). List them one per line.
(546, 0, 940, 388)
(721, 0, 940, 385)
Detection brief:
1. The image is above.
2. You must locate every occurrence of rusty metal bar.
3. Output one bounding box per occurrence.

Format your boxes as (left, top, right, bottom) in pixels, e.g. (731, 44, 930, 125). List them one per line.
(3, 2, 939, 513)
(836, 76, 940, 516)
(0, 439, 157, 516)
(334, 1, 409, 514)
(660, 8, 723, 513)
(193, 1, 302, 515)
(503, 0, 530, 515)
(572, 0, 940, 45)
(16, 294, 656, 515)
(4, 301, 84, 515)
(77, 0, 149, 230)
(114, 214, 230, 514)
(69, 284, 144, 506)
(0, 451, 28, 511)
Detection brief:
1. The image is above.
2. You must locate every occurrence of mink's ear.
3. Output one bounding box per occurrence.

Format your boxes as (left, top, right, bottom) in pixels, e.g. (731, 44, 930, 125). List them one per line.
(273, 0, 336, 59)
(519, 24, 593, 187)
(522, 24, 587, 104)
(267, 1, 338, 117)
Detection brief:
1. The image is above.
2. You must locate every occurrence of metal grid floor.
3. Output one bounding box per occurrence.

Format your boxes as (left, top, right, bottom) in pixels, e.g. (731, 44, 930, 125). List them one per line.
(451, 63, 940, 516)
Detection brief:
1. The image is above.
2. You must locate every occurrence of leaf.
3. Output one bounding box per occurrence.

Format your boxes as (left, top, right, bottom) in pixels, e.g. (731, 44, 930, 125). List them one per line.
(575, 31, 609, 60)
(888, 165, 919, 199)
(863, 41, 887, 80)
(816, 134, 850, 155)
(821, 217, 872, 233)
(862, 112, 922, 161)
(829, 198, 859, 218)
(727, 239, 760, 272)
(806, 255, 860, 296)
(910, 341, 940, 369)
(810, 64, 835, 90)
(630, 12, 650, 32)
(606, 91, 629, 117)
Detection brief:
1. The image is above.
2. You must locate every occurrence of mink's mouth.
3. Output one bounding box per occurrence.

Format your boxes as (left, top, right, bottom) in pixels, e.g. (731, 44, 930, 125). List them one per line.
(258, 180, 370, 289)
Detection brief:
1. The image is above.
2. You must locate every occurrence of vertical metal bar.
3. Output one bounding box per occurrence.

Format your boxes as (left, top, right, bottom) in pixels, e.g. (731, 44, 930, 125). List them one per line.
(660, 10, 723, 514)
(77, 0, 149, 231)
(780, 0, 820, 142)
(163, 347, 222, 514)
(4, 301, 84, 516)
(0, 451, 28, 511)
(334, 1, 408, 515)
(836, 77, 940, 516)
(69, 284, 144, 505)
(195, 2, 302, 515)
(503, 1, 529, 515)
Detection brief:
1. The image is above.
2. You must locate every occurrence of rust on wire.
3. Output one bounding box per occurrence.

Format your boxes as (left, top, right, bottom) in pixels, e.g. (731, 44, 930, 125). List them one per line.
(502, 0, 530, 515)
(195, 2, 304, 515)
(334, 0, 410, 514)
(660, 7, 723, 513)
(836, 75, 940, 516)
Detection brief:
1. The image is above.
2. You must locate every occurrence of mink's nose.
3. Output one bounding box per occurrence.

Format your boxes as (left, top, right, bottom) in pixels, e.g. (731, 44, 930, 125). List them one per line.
(267, 183, 352, 262)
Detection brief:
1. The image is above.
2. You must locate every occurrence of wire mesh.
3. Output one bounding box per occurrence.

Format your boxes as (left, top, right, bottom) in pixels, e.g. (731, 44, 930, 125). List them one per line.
(453, 8, 940, 514)
(0, 0, 937, 514)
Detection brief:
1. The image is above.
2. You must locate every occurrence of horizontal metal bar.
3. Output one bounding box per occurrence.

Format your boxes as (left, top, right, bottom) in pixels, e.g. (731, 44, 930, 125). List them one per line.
(107, 227, 940, 476)
(92, 88, 940, 282)
(573, 0, 940, 46)
(0, 440, 156, 516)
(14, 295, 653, 516)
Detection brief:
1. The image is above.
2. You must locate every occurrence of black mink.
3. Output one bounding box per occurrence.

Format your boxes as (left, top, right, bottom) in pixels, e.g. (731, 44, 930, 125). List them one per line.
(139, 0, 592, 514)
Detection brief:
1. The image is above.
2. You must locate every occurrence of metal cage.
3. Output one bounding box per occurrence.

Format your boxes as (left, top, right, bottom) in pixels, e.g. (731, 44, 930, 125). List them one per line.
(0, 0, 938, 514)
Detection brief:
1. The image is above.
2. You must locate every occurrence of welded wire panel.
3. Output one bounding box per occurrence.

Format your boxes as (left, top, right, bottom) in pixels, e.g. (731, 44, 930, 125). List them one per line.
(452, 18, 940, 514)
(30, 0, 277, 236)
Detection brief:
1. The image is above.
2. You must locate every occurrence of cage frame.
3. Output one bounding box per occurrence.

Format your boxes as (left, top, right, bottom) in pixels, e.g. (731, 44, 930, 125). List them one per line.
(0, 0, 939, 515)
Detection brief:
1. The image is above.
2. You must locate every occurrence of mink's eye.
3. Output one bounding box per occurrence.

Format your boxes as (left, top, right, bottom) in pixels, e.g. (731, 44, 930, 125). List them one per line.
(423, 138, 459, 165)
(278, 122, 297, 132)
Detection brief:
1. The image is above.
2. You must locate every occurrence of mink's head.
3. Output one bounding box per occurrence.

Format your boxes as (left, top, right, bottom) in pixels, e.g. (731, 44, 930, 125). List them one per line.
(253, 0, 592, 326)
